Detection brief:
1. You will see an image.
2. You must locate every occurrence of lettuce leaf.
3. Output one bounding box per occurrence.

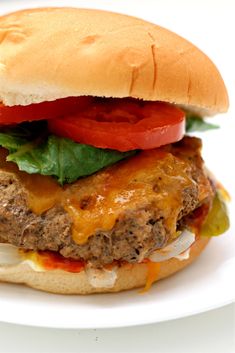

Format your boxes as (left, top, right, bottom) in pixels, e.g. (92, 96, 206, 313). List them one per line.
(186, 114, 219, 133)
(0, 113, 220, 185)
(0, 123, 134, 185)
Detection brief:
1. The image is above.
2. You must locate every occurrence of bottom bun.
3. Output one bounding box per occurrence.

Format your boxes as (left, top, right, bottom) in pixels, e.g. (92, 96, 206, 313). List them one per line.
(0, 237, 210, 294)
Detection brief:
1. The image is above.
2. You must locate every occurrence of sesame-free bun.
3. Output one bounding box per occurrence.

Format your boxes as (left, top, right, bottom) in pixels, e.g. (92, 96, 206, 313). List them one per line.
(0, 8, 228, 115)
(0, 237, 209, 294)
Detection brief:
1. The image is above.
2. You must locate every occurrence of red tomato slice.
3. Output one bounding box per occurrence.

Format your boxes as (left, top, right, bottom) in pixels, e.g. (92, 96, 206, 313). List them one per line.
(48, 99, 185, 151)
(0, 96, 92, 125)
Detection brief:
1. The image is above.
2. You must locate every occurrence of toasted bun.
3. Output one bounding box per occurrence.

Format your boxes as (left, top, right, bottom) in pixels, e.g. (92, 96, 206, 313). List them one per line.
(0, 8, 228, 115)
(0, 237, 210, 294)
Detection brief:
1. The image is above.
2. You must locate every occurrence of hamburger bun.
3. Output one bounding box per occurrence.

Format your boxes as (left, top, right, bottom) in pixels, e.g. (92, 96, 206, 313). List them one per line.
(0, 8, 228, 115)
(0, 8, 227, 295)
(0, 237, 210, 294)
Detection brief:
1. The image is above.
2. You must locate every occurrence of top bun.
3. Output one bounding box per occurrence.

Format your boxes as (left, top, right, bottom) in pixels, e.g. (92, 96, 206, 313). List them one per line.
(0, 8, 229, 115)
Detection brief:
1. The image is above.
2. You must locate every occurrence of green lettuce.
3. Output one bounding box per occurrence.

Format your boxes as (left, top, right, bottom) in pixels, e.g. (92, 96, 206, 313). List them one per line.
(0, 112, 220, 185)
(186, 114, 219, 133)
(0, 123, 134, 185)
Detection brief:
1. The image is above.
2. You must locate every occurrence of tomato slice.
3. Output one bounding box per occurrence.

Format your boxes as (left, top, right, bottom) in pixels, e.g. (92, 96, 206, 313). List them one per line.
(48, 99, 185, 151)
(0, 96, 92, 125)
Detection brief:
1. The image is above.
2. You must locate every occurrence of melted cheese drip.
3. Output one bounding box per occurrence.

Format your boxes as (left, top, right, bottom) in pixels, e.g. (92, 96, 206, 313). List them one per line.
(140, 262, 161, 293)
(0, 148, 195, 245)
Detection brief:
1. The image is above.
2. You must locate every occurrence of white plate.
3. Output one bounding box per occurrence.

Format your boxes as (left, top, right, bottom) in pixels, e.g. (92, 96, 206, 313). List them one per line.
(0, 228, 234, 329)
(0, 0, 234, 329)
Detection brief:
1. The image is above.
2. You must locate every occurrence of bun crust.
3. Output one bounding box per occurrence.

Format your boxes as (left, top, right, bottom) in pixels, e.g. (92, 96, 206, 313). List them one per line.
(0, 237, 210, 294)
(0, 8, 228, 115)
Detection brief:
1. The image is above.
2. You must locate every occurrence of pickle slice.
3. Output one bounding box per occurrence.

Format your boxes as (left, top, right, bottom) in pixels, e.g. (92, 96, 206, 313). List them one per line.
(201, 192, 230, 237)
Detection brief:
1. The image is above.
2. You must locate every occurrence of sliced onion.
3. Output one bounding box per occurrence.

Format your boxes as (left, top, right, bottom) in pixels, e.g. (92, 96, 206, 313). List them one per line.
(22, 260, 45, 272)
(0, 244, 44, 271)
(174, 248, 191, 261)
(86, 266, 117, 289)
(0, 243, 22, 266)
(149, 230, 195, 262)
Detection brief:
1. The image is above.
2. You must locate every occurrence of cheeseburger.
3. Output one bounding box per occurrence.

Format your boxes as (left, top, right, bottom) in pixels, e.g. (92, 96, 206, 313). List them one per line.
(0, 8, 229, 294)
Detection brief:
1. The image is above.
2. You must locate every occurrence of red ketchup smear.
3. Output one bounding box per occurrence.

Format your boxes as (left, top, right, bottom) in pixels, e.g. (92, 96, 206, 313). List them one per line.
(37, 251, 85, 273)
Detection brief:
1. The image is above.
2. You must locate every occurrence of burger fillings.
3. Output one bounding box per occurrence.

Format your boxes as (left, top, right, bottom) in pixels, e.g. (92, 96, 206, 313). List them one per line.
(0, 8, 229, 294)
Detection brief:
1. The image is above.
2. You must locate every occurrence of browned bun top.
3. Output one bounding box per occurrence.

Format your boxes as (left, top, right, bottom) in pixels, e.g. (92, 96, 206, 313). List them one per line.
(0, 7, 229, 115)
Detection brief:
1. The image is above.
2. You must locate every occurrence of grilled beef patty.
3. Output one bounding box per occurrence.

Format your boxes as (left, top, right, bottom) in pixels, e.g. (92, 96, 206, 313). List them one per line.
(0, 137, 213, 266)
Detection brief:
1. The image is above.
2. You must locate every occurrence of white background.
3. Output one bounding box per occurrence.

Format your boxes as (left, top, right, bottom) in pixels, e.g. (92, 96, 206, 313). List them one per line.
(0, 0, 234, 352)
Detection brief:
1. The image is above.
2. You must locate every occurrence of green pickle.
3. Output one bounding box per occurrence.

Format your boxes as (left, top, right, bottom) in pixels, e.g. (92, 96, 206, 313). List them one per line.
(201, 191, 230, 236)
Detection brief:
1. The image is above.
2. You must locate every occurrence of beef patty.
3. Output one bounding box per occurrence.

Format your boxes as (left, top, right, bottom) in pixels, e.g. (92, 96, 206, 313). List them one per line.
(0, 137, 214, 266)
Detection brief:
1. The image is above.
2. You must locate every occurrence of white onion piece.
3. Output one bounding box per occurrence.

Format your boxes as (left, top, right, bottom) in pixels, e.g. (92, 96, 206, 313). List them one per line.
(0, 243, 22, 266)
(22, 260, 45, 272)
(174, 248, 191, 261)
(86, 267, 117, 289)
(149, 230, 195, 262)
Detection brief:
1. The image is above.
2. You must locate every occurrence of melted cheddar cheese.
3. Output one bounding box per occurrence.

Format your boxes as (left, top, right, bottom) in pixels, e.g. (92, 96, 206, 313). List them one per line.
(140, 262, 161, 293)
(0, 147, 199, 245)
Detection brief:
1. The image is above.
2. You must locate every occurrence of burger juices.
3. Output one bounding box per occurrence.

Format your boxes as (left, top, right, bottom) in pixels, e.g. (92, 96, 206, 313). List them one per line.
(0, 8, 229, 294)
